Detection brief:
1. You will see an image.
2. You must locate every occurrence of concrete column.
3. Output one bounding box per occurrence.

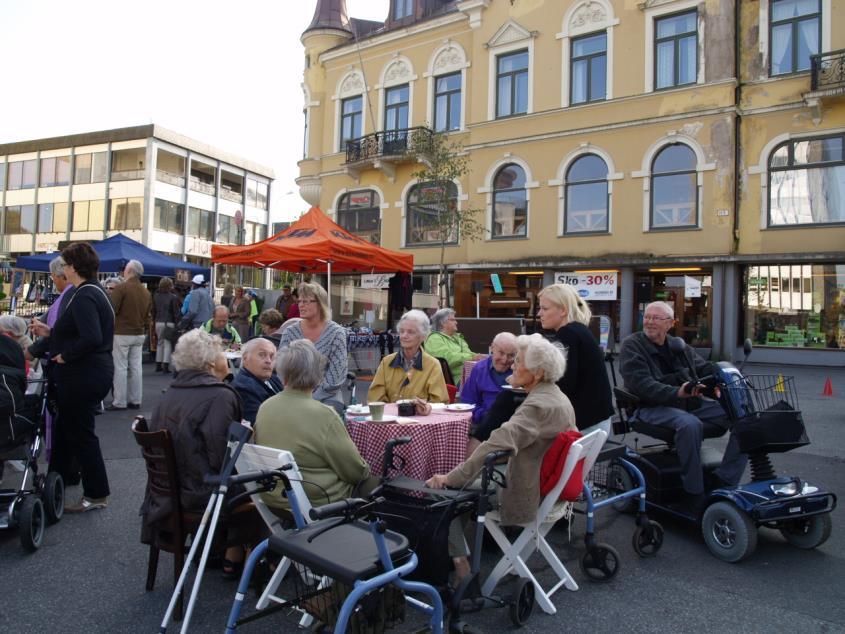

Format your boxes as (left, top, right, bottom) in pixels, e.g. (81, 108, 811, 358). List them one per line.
(620, 266, 634, 342)
(710, 263, 724, 360)
(721, 262, 740, 361)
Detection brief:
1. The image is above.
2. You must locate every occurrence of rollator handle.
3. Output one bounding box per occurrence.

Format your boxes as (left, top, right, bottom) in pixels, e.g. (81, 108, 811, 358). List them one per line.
(382, 437, 412, 479)
(309, 497, 369, 521)
(483, 450, 511, 466)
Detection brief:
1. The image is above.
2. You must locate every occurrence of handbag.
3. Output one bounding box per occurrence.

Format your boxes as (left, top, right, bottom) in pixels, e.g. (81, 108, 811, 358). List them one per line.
(162, 325, 180, 344)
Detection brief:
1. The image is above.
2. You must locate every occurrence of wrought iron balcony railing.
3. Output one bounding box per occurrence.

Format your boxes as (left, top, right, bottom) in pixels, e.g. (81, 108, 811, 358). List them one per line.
(810, 49, 845, 91)
(345, 126, 433, 164)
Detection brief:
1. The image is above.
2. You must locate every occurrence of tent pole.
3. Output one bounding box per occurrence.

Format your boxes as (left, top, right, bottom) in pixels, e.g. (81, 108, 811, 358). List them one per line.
(327, 261, 332, 321)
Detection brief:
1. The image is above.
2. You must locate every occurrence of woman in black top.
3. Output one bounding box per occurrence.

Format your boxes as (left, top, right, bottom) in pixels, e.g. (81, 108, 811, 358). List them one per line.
(31, 242, 114, 512)
(537, 283, 614, 436)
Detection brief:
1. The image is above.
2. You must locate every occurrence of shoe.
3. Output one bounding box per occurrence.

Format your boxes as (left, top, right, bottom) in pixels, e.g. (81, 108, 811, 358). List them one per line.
(128, 403, 141, 410)
(708, 472, 731, 490)
(162, 364, 170, 373)
(65, 496, 108, 513)
(682, 493, 708, 517)
(155, 363, 163, 372)
(105, 404, 126, 411)
(221, 558, 244, 580)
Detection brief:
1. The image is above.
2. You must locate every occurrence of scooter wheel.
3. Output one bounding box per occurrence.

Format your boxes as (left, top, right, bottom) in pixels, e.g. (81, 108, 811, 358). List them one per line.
(608, 463, 637, 514)
(632, 520, 664, 557)
(579, 543, 621, 583)
(43, 472, 64, 525)
(779, 514, 832, 550)
(701, 501, 757, 563)
(18, 496, 45, 552)
(509, 577, 534, 627)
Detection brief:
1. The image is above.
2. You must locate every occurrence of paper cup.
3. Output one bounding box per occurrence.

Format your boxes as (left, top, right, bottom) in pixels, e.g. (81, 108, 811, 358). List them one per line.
(368, 401, 386, 421)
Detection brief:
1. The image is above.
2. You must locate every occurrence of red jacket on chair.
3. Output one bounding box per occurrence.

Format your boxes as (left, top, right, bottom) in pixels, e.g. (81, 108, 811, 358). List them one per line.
(539, 430, 584, 501)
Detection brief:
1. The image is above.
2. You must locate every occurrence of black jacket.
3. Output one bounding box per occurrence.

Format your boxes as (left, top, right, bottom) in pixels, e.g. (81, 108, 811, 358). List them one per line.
(1, 335, 26, 445)
(231, 367, 282, 424)
(554, 322, 614, 430)
(619, 331, 712, 409)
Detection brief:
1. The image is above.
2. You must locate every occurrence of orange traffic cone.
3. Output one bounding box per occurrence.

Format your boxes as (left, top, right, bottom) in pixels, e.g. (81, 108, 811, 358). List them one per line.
(822, 377, 833, 397)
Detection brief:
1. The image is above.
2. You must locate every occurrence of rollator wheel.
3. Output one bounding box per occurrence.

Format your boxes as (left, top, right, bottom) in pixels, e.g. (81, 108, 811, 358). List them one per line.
(608, 463, 637, 514)
(18, 496, 45, 552)
(509, 577, 535, 627)
(579, 543, 620, 583)
(632, 520, 664, 557)
(43, 472, 64, 524)
(701, 501, 757, 563)
(779, 514, 832, 550)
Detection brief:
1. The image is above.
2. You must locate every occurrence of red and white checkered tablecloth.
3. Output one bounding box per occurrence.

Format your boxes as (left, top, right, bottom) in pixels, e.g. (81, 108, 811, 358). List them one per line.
(347, 404, 472, 481)
(460, 359, 483, 387)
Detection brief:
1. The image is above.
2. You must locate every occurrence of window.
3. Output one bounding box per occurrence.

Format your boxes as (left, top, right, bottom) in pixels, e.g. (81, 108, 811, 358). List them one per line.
(217, 215, 240, 244)
(109, 197, 143, 230)
(73, 152, 108, 184)
(190, 161, 216, 195)
(496, 50, 529, 118)
(39, 156, 71, 187)
(433, 72, 461, 132)
(188, 207, 215, 241)
(341, 96, 363, 147)
(220, 170, 243, 202)
(650, 144, 698, 229)
(492, 164, 528, 238)
(4, 205, 36, 233)
(393, 0, 412, 20)
(0, 164, 5, 190)
(338, 190, 381, 244)
(565, 154, 609, 233)
(384, 85, 409, 131)
(571, 32, 607, 104)
(37, 203, 69, 233)
(406, 182, 458, 245)
(654, 10, 697, 89)
(154, 199, 184, 234)
(72, 200, 106, 231)
(744, 263, 844, 348)
(245, 178, 268, 210)
(768, 135, 845, 226)
(7, 160, 37, 190)
(111, 148, 145, 181)
(303, 108, 308, 158)
(770, 0, 821, 76)
(155, 149, 186, 187)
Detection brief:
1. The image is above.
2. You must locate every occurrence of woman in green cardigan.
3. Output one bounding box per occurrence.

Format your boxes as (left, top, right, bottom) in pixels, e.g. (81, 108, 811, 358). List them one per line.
(424, 308, 485, 386)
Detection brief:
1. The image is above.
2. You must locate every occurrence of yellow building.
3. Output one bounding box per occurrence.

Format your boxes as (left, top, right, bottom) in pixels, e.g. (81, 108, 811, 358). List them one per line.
(299, 0, 845, 366)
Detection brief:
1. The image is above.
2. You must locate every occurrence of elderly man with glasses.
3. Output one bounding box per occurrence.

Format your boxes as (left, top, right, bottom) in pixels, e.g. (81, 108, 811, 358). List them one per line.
(619, 301, 747, 511)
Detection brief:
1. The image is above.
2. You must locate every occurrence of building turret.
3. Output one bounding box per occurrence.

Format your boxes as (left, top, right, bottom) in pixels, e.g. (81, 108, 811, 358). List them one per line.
(303, 0, 352, 38)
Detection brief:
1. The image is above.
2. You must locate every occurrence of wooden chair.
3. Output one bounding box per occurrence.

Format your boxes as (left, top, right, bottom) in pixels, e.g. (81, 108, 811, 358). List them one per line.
(132, 416, 200, 621)
(434, 356, 456, 386)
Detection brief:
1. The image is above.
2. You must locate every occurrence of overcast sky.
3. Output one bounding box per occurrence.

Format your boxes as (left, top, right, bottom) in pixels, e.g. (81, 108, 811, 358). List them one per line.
(0, 0, 388, 222)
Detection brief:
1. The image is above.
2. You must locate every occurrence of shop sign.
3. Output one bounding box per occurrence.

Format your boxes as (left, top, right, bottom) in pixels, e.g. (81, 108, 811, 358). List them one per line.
(554, 271, 618, 300)
(684, 275, 702, 298)
(361, 273, 393, 289)
(174, 269, 192, 283)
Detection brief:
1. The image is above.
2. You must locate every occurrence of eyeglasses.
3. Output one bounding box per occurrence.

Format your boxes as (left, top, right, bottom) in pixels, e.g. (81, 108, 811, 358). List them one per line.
(643, 315, 673, 322)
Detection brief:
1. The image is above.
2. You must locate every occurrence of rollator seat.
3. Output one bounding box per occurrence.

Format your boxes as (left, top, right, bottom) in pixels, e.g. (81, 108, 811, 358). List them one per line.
(268, 519, 410, 586)
(631, 419, 726, 443)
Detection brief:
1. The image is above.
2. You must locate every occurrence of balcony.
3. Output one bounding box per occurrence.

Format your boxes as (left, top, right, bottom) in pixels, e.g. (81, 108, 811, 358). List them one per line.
(805, 49, 845, 123)
(156, 169, 186, 188)
(344, 126, 433, 181)
(110, 169, 145, 182)
(189, 176, 215, 196)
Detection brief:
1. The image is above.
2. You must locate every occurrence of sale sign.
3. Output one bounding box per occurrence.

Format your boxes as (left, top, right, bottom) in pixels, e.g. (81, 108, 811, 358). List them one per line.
(554, 271, 618, 300)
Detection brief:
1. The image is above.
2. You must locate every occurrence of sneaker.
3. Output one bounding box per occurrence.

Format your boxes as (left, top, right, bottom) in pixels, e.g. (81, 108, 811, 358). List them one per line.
(127, 403, 141, 410)
(105, 404, 126, 411)
(65, 496, 109, 513)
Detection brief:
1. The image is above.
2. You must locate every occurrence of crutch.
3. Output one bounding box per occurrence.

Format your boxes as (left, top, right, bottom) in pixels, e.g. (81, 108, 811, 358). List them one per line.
(159, 422, 252, 633)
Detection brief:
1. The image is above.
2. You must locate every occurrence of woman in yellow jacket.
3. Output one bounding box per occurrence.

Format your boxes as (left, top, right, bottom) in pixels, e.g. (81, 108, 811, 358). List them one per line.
(368, 309, 448, 403)
(424, 308, 484, 386)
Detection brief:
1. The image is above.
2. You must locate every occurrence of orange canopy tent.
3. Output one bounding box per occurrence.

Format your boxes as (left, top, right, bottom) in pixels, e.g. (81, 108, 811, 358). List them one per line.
(211, 207, 413, 294)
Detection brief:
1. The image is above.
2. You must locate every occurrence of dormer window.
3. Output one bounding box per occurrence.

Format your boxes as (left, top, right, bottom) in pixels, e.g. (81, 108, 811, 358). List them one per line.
(394, 0, 413, 20)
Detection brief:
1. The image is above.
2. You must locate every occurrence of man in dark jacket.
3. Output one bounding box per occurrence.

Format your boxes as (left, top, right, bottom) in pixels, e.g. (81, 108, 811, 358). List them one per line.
(619, 301, 746, 503)
(231, 337, 282, 424)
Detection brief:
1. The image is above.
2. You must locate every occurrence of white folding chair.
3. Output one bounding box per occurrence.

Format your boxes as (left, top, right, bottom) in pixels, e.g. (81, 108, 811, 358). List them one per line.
(481, 429, 607, 615)
(234, 444, 323, 620)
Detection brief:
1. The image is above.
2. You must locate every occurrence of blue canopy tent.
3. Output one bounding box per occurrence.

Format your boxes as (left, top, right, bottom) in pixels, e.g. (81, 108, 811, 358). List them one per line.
(14, 233, 210, 279)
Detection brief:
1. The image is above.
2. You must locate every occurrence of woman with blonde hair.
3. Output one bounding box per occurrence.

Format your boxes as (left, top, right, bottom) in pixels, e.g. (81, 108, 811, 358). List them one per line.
(537, 283, 614, 436)
(277, 282, 347, 413)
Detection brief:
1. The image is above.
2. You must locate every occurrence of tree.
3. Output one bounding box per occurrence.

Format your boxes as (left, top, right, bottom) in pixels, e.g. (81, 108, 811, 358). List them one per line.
(409, 131, 484, 306)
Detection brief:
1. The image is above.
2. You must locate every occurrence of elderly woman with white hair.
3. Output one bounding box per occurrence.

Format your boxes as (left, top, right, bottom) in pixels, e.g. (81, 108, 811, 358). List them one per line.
(368, 309, 448, 404)
(424, 307, 484, 386)
(254, 339, 373, 518)
(426, 333, 576, 581)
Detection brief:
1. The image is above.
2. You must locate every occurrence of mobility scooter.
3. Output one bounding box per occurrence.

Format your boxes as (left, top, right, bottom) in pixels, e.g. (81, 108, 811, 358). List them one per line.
(611, 339, 836, 562)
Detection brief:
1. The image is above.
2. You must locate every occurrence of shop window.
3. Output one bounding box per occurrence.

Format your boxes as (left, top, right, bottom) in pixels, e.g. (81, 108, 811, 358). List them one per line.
(744, 263, 843, 349)
(565, 154, 609, 234)
(654, 10, 697, 90)
(406, 181, 458, 246)
(492, 164, 528, 239)
(768, 134, 845, 226)
(338, 190, 381, 244)
(650, 143, 697, 229)
(770, 0, 820, 76)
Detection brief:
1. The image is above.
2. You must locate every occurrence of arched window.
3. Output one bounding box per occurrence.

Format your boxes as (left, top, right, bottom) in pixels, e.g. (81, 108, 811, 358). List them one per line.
(406, 182, 458, 246)
(650, 144, 697, 229)
(565, 154, 609, 233)
(768, 135, 845, 226)
(492, 164, 527, 238)
(337, 190, 381, 244)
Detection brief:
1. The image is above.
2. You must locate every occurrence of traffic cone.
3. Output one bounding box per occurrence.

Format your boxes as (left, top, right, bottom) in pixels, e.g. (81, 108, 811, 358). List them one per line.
(822, 377, 833, 397)
(774, 374, 785, 393)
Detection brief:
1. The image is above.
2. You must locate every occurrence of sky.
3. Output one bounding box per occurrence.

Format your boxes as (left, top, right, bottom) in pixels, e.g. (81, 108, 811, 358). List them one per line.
(0, 0, 388, 223)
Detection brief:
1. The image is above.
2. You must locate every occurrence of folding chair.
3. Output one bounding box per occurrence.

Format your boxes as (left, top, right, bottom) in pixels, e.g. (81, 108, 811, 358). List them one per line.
(234, 444, 324, 621)
(481, 429, 607, 614)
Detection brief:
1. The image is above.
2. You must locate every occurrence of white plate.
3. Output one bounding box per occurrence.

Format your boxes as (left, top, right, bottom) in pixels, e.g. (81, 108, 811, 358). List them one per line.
(429, 403, 447, 411)
(346, 406, 370, 415)
(396, 417, 420, 424)
(366, 414, 398, 423)
(446, 403, 474, 412)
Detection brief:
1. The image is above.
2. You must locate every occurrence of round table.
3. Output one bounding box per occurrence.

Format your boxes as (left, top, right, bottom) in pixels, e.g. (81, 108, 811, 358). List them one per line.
(346, 404, 473, 481)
